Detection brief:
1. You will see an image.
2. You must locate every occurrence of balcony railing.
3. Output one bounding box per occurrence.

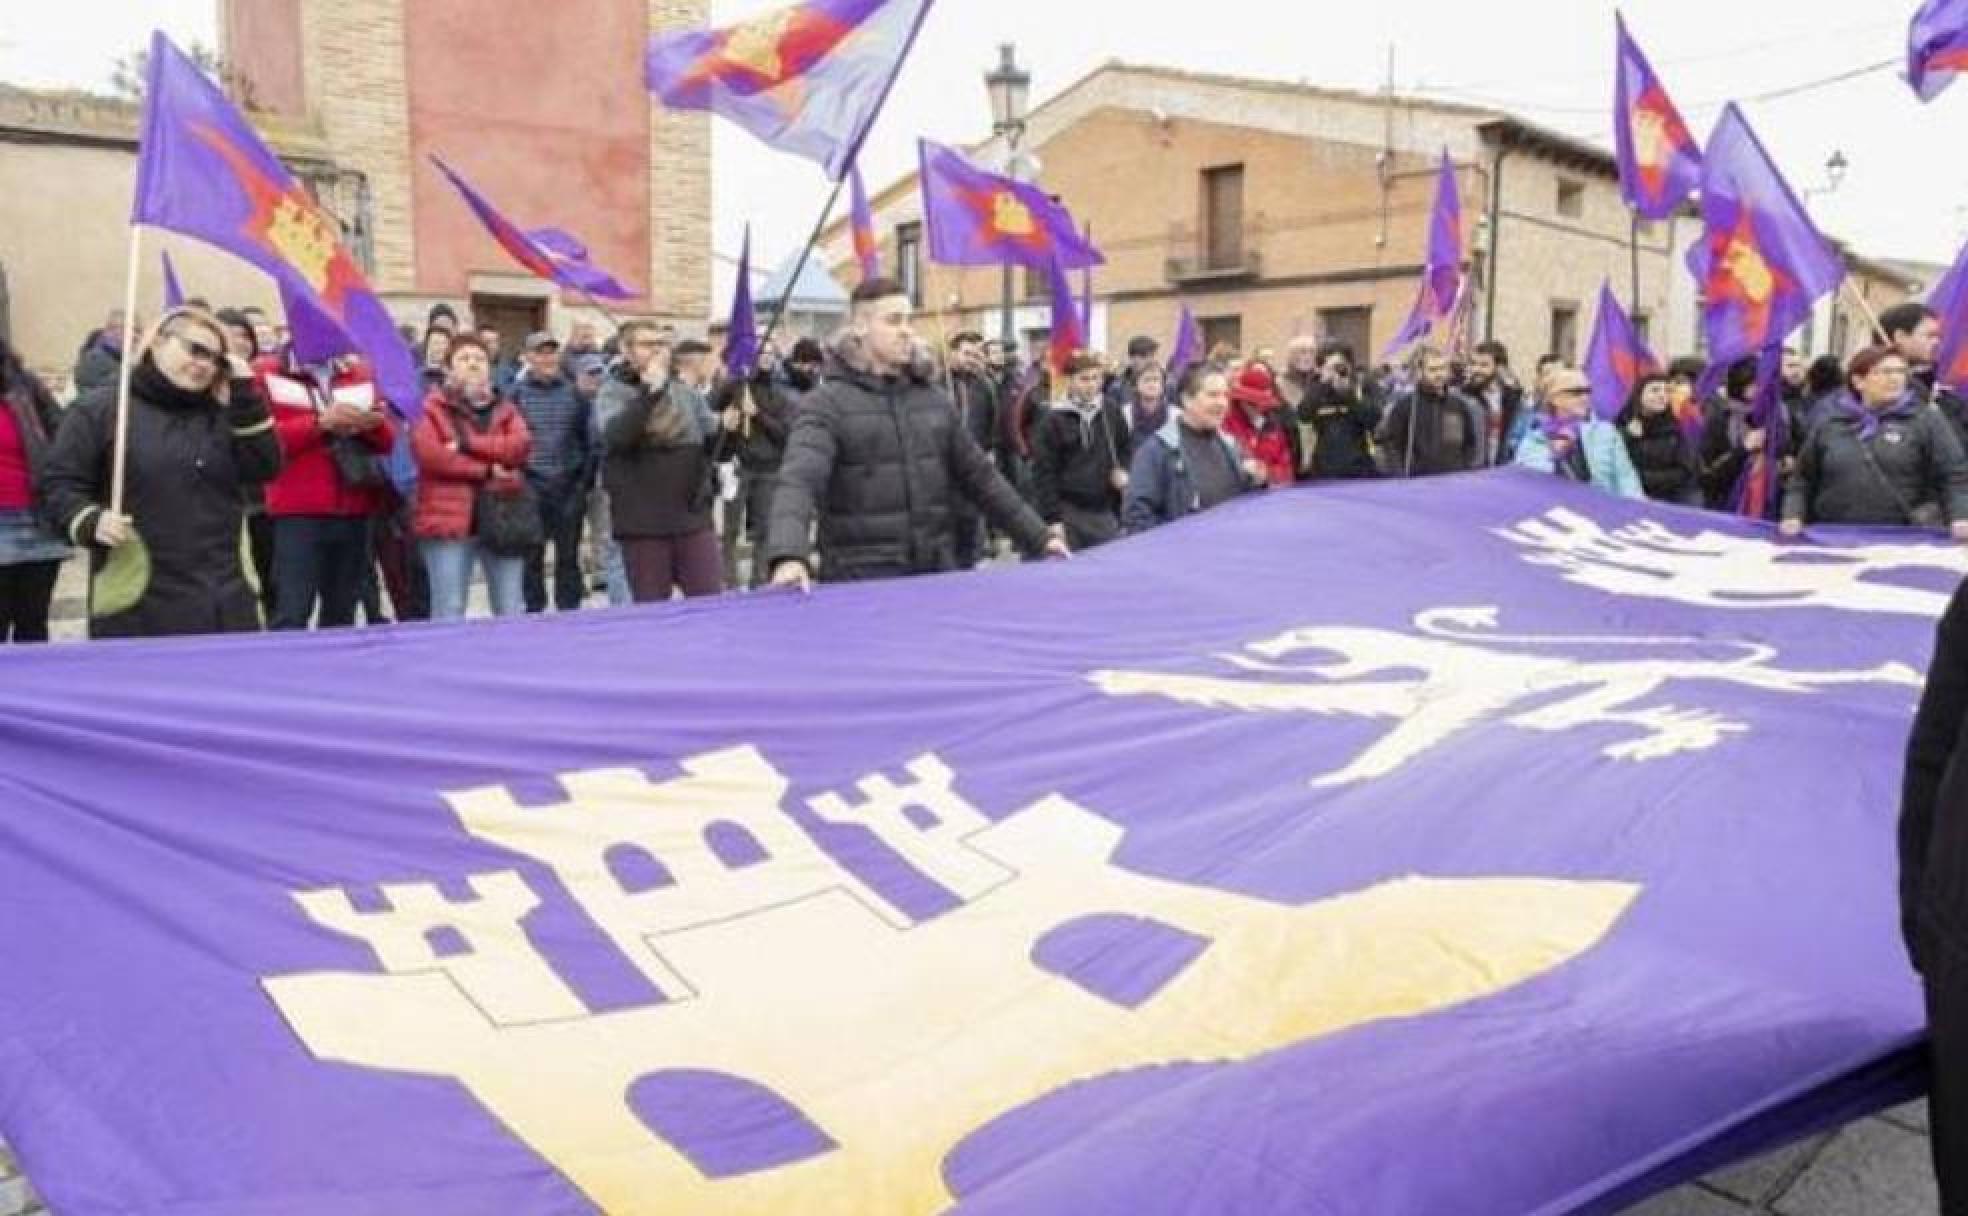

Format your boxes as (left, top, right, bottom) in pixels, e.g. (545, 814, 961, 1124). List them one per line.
(1164, 215, 1266, 284)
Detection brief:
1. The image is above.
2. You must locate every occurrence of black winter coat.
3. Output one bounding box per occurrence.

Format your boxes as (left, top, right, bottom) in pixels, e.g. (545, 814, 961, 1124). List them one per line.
(39, 362, 281, 639)
(1782, 395, 1968, 527)
(1378, 388, 1483, 476)
(1619, 409, 1702, 505)
(1297, 381, 1380, 479)
(1029, 400, 1132, 525)
(598, 366, 728, 538)
(950, 370, 999, 458)
(713, 375, 793, 475)
(762, 338, 1049, 583)
(1905, 578, 1968, 974)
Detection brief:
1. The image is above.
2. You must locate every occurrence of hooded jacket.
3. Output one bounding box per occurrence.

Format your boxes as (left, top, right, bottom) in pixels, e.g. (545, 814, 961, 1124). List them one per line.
(1123, 417, 1258, 532)
(761, 331, 1048, 582)
(40, 340, 282, 638)
(1782, 392, 1968, 527)
(1029, 397, 1132, 525)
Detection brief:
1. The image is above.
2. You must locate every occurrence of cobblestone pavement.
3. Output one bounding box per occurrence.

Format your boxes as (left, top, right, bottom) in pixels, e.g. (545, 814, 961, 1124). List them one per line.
(19, 558, 1944, 1214)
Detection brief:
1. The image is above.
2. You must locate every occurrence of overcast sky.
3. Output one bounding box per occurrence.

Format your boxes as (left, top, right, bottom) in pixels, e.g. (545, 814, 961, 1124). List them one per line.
(7, 0, 1965, 300)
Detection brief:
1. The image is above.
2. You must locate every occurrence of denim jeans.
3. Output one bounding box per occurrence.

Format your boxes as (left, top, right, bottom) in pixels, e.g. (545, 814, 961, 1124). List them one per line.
(586, 488, 632, 606)
(270, 515, 372, 630)
(421, 538, 524, 620)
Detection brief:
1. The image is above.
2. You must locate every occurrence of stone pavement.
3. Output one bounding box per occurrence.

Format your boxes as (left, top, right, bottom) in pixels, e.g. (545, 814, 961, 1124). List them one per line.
(18, 557, 1945, 1214)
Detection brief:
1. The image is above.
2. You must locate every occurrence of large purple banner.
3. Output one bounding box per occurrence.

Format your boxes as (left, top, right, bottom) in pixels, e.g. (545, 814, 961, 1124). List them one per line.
(0, 471, 1957, 1214)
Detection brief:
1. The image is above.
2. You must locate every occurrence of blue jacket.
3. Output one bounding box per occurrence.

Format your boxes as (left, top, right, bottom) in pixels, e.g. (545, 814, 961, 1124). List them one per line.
(1123, 418, 1256, 532)
(510, 370, 595, 496)
(1513, 416, 1646, 499)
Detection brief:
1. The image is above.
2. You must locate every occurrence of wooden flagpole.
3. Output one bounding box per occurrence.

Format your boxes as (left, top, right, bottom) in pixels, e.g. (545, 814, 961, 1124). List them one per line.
(108, 227, 147, 520)
(1840, 276, 1888, 346)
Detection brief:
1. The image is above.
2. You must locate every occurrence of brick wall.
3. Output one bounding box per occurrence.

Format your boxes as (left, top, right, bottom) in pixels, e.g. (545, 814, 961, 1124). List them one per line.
(299, 0, 416, 291)
(647, 0, 711, 321)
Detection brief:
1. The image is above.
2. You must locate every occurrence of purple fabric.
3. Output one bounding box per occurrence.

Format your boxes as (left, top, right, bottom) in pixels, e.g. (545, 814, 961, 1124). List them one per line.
(645, 0, 932, 181)
(848, 162, 881, 279)
(1383, 151, 1463, 357)
(1045, 254, 1084, 376)
(918, 139, 1104, 271)
(430, 155, 636, 301)
(725, 226, 759, 378)
(1583, 281, 1661, 421)
(159, 249, 185, 310)
(0, 472, 1945, 1214)
(1684, 105, 1844, 371)
(132, 33, 422, 419)
(1931, 237, 1968, 394)
(1910, 0, 1968, 101)
(1165, 304, 1200, 378)
(1613, 14, 1703, 221)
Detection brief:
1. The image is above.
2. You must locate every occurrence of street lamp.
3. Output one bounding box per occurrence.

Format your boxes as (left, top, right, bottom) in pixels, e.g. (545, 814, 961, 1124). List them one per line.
(985, 43, 1031, 348)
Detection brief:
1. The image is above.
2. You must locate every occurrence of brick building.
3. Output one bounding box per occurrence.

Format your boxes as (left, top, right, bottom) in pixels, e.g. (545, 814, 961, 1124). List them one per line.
(0, 0, 710, 386)
(823, 63, 1917, 373)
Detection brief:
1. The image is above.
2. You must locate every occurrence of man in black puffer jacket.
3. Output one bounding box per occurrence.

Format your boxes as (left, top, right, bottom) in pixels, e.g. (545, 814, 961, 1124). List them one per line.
(763, 279, 1064, 588)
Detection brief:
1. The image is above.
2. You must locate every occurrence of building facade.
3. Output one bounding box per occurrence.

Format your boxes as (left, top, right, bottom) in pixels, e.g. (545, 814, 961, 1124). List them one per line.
(824, 63, 1915, 375)
(0, 0, 710, 387)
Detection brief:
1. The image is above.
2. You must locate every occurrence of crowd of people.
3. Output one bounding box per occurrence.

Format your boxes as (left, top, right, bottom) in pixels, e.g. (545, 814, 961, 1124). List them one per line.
(0, 281, 1963, 643)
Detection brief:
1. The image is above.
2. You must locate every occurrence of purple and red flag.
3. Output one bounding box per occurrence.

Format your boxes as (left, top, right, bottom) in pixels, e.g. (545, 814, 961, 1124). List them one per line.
(918, 139, 1104, 271)
(1582, 281, 1662, 421)
(725, 226, 760, 379)
(1166, 303, 1201, 378)
(1044, 255, 1086, 381)
(1728, 345, 1789, 522)
(646, 0, 933, 181)
(159, 250, 185, 310)
(1685, 104, 1844, 374)
(429, 155, 635, 301)
(1930, 237, 1968, 394)
(1613, 14, 1703, 220)
(1909, 0, 1968, 101)
(1383, 151, 1463, 357)
(131, 33, 421, 416)
(848, 162, 881, 279)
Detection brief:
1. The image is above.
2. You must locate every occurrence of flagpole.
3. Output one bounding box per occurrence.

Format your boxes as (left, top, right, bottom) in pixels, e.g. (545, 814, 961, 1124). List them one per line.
(109, 225, 147, 520)
(1839, 275, 1888, 345)
(574, 287, 625, 333)
(755, 175, 850, 368)
(1628, 212, 1642, 320)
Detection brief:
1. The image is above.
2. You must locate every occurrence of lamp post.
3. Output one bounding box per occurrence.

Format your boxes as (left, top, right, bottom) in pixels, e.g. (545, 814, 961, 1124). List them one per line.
(1800, 150, 1848, 355)
(984, 43, 1031, 350)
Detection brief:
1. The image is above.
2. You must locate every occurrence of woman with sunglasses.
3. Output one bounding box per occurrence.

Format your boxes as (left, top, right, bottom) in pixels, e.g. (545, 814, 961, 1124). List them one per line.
(1780, 345, 1968, 539)
(1511, 365, 1644, 499)
(40, 306, 283, 638)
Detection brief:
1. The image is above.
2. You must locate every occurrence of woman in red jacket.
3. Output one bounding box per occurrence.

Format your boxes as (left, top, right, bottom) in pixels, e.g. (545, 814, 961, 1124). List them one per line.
(411, 335, 532, 620)
(1222, 363, 1299, 488)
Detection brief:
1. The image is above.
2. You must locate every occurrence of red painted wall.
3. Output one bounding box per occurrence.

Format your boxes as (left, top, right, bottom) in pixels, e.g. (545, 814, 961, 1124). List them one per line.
(221, 0, 307, 118)
(403, 0, 651, 305)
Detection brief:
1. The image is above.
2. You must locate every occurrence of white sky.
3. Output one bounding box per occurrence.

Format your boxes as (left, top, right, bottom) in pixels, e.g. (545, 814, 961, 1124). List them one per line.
(7, 0, 1965, 301)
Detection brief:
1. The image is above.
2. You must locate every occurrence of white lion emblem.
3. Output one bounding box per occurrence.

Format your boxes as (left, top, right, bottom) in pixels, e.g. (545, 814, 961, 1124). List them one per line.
(1497, 508, 1968, 618)
(1090, 607, 1919, 788)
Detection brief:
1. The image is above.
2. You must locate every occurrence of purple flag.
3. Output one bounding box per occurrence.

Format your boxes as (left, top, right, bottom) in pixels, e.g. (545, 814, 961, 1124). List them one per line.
(1045, 254, 1085, 378)
(1932, 239, 1968, 394)
(1613, 14, 1703, 221)
(131, 33, 421, 416)
(1685, 104, 1844, 373)
(1582, 281, 1662, 420)
(725, 226, 760, 378)
(0, 474, 1944, 1213)
(1165, 303, 1201, 378)
(918, 139, 1104, 270)
(1383, 151, 1463, 357)
(848, 161, 881, 279)
(430, 155, 636, 301)
(159, 249, 185, 310)
(1910, 0, 1968, 101)
(646, 0, 933, 181)
(1727, 345, 1789, 521)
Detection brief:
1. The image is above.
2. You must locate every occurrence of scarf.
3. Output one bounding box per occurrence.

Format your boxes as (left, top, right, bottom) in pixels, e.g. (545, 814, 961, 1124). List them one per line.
(1834, 389, 1920, 443)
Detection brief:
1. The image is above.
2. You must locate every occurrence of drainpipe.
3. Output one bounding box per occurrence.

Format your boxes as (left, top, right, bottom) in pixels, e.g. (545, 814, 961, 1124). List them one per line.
(1483, 140, 1507, 343)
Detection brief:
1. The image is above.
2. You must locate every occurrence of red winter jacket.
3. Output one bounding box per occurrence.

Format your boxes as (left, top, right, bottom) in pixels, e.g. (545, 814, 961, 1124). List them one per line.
(1223, 403, 1297, 488)
(411, 389, 533, 540)
(264, 365, 397, 518)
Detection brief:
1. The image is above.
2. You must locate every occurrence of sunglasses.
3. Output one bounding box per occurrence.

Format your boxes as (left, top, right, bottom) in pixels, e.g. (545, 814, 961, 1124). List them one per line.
(171, 333, 224, 365)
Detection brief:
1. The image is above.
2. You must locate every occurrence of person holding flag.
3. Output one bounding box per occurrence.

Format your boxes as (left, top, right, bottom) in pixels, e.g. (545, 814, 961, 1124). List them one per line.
(761, 278, 1063, 589)
(40, 308, 283, 639)
(1617, 374, 1704, 507)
